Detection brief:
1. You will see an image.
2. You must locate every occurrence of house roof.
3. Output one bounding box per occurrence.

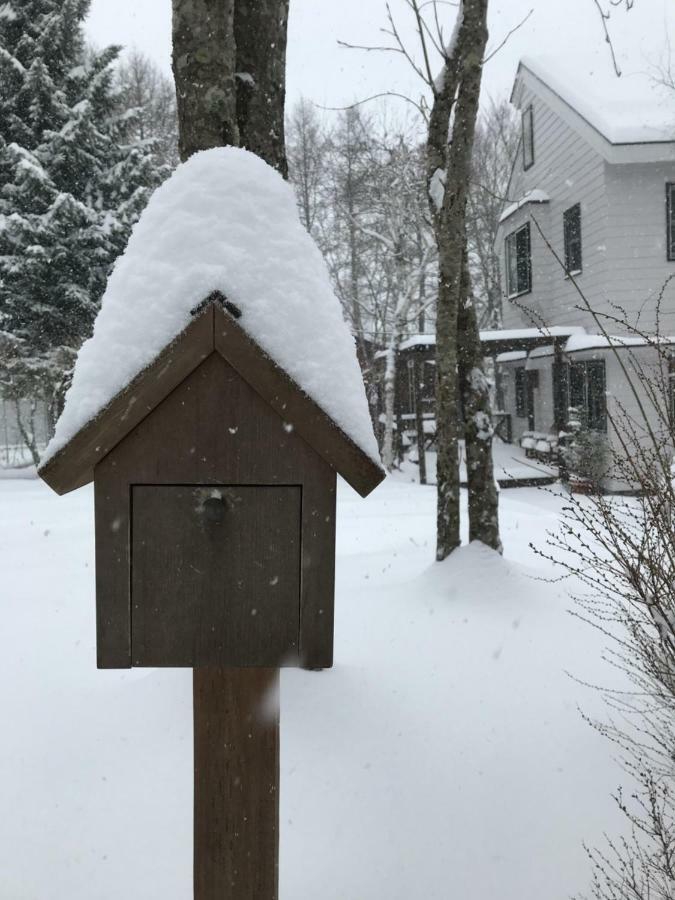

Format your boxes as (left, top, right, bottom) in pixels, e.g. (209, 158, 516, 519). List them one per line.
(379, 327, 586, 359)
(37, 298, 385, 498)
(512, 57, 675, 163)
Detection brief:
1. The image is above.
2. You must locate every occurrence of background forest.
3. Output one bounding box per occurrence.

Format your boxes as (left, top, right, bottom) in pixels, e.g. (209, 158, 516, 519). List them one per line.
(0, 8, 517, 466)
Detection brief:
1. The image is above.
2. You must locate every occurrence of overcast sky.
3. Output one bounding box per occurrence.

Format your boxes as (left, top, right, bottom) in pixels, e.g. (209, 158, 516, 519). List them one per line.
(86, 0, 674, 120)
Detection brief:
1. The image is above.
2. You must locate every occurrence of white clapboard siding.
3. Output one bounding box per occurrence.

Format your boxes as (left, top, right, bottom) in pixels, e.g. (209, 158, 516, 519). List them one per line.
(499, 82, 608, 333)
(603, 162, 675, 334)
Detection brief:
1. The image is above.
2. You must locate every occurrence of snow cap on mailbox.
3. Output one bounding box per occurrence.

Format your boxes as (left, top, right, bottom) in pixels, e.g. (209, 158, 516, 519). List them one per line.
(40, 146, 382, 489)
(38, 147, 384, 672)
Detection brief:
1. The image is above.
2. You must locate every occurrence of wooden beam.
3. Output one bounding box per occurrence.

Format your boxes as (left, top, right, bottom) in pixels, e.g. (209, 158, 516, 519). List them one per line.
(194, 668, 279, 900)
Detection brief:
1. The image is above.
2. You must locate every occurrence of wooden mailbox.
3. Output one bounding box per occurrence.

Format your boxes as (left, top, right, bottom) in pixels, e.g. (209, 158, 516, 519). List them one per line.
(39, 293, 384, 671)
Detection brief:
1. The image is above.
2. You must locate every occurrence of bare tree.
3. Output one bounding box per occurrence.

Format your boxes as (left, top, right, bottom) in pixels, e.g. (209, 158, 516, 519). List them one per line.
(591, 0, 635, 76)
(287, 104, 437, 457)
(421, 0, 499, 555)
(527, 232, 675, 898)
(355, 131, 434, 470)
(539, 313, 675, 900)
(339, 0, 503, 552)
(287, 98, 329, 234)
(117, 49, 180, 168)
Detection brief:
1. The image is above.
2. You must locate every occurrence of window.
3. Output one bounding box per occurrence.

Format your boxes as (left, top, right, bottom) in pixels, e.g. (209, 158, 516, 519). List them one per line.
(505, 223, 532, 297)
(515, 367, 526, 417)
(563, 203, 582, 274)
(667, 183, 675, 261)
(522, 105, 534, 170)
(569, 359, 606, 431)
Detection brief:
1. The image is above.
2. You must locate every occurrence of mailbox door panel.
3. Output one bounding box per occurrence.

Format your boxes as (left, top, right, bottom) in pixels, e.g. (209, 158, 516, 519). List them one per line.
(131, 485, 301, 666)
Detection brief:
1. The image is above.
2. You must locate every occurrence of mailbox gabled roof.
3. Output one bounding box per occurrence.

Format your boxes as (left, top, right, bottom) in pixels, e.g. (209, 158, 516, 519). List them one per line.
(37, 298, 385, 498)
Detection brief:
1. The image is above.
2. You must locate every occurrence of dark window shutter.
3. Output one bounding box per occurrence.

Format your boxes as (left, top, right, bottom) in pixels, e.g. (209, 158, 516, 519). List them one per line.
(515, 367, 526, 416)
(667, 184, 675, 261)
(505, 223, 532, 296)
(563, 204, 582, 274)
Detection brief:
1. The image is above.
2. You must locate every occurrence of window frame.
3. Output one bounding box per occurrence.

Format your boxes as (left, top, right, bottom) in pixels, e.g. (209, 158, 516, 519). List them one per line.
(505, 222, 532, 298)
(522, 105, 534, 171)
(667, 183, 675, 262)
(563, 203, 582, 276)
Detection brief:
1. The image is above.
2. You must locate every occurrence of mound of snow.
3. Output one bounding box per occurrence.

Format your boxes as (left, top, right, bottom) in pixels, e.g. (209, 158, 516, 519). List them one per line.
(43, 148, 379, 465)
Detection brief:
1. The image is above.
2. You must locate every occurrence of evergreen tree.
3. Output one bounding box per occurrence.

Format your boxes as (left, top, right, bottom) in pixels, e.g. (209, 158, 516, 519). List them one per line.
(0, 0, 165, 460)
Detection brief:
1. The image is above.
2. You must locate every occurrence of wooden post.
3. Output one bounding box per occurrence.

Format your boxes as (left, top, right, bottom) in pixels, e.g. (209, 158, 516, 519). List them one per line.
(413, 359, 428, 485)
(553, 341, 569, 483)
(193, 667, 280, 900)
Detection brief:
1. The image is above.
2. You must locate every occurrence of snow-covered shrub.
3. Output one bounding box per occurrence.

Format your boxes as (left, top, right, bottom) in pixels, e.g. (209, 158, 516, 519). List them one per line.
(560, 407, 609, 492)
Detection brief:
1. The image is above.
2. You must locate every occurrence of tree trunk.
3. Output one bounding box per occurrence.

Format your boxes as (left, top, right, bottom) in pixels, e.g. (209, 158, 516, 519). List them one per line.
(172, 0, 289, 176)
(234, 0, 289, 177)
(434, 252, 462, 556)
(381, 341, 398, 471)
(172, 0, 239, 162)
(458, 257, 501, 549)
(13, 398, 40, 467)
(427, 0, 495, 560)
(413, 360, 428, 485)
(426, 3, 466, 561)
(452, 4, 500, 552)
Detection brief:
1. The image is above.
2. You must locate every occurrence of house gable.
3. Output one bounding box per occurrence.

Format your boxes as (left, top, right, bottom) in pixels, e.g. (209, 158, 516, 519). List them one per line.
(513, 62, 675, 164)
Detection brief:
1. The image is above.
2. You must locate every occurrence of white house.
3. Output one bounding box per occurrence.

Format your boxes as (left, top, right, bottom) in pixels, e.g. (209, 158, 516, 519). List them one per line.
(494, 57, 675, 485)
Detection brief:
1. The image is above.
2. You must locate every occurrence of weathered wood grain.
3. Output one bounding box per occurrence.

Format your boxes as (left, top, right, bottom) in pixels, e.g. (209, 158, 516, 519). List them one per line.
(94, 468, 132, 668)
(132, 485, 301, 667)
(97, 352, 336, 669)
(194, 667, 279, 900)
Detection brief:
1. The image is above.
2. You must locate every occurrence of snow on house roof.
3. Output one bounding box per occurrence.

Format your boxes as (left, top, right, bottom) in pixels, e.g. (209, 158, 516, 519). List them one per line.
(496, 351, 527, 363)
(528, 344, 555, 359)
(481, 326, 585, 343)
(396, 327, 589, 353)
(398, 334, 436, 351)
(564, 334, 675, 353)
(499, 189, 549, 224)
(43, 147, 380, 465)
(519, 56, 675, 145)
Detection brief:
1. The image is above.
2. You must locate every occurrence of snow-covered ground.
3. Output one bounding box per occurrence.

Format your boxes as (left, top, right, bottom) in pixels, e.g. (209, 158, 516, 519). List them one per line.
(0, 474, 626, 899)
